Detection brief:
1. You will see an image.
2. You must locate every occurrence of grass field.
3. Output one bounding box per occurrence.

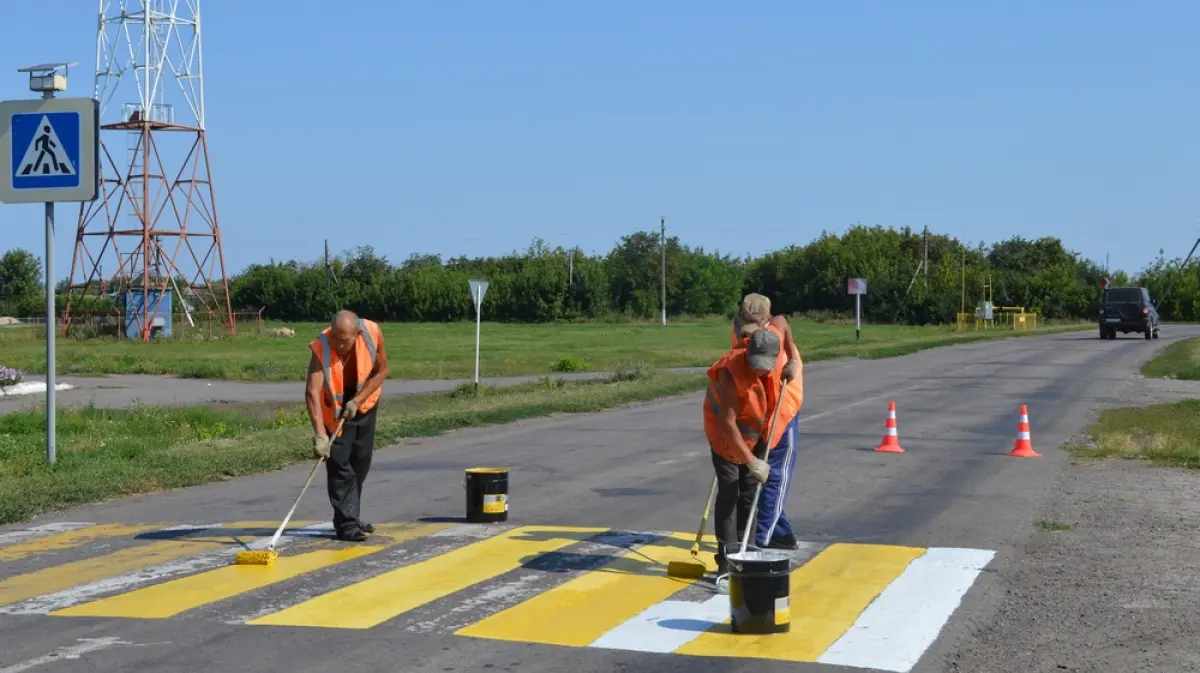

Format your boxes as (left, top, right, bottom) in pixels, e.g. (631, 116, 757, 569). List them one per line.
(0, 317, 1091, 381)
(0, 368, 705, 524)
(1140, 336, 1200, 380)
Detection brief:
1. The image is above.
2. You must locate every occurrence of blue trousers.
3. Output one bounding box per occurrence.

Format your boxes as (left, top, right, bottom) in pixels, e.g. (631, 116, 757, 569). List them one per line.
(755, 414, 798, 547)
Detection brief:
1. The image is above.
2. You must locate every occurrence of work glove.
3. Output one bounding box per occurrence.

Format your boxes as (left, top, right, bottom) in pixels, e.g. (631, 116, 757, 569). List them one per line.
(782, 359, 799, 383)
(340, 399, 359, 420)
(748, 457, 770, 483)
(312, 434, 331, 460)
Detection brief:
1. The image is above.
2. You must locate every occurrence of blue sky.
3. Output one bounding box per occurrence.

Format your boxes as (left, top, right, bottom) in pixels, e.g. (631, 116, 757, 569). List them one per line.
(1, 0, 1198, 280)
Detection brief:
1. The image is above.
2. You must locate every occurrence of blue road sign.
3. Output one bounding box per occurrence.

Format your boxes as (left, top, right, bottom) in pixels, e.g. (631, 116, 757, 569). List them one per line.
(10, 111, 81, 190)
(0, 96, 98, 204)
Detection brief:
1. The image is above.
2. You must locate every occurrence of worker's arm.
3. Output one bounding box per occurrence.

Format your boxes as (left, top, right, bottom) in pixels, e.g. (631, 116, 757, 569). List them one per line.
(304, 353, 326, 436)
(770, 314, 801, 363)
(716, 369, 757, 464)
(350, 328, 389, 407)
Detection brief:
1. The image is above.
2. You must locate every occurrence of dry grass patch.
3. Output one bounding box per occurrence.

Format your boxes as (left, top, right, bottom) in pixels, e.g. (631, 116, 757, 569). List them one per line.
(1067, 399, 1200, 469)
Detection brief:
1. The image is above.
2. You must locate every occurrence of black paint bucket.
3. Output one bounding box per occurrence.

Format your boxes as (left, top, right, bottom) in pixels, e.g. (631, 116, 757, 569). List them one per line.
(727, 550, 791, 634)
(464, 467, 508, 523)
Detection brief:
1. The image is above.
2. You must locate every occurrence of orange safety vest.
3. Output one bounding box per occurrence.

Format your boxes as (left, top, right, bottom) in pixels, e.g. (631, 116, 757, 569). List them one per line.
(310, 318, 384, 436)
(704, 324, 803, 463)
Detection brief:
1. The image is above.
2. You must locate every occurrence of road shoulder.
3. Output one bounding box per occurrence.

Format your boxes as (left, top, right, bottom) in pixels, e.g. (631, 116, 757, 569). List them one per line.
(940, 368, 1200, 672)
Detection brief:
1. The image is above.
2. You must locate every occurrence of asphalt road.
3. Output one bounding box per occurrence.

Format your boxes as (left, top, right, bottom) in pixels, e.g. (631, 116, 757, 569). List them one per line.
(0, 327, 1189, 673)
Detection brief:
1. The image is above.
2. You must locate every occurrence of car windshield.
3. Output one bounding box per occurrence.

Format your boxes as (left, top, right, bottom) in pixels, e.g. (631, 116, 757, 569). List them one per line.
(1104, 288, 1142, 303)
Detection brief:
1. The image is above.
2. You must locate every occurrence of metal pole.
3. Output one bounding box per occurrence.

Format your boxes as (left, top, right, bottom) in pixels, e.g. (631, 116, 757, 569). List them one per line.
(660, 216, 666, 326)
(473, 287, 481, 392)
(42, 86, 56, 466)
(45, 201, 55, 465)
(855, 293, 861, 342)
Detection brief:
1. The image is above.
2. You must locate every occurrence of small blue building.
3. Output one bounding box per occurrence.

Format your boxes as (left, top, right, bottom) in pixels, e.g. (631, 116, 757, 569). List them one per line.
(123, 288, 173, 340)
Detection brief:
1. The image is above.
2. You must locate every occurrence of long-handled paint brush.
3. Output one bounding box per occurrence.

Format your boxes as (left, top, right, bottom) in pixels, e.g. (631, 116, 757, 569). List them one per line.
(234, 418, 345, 566)
(736, 379, 788, 558)
(666, 476, 718, 579)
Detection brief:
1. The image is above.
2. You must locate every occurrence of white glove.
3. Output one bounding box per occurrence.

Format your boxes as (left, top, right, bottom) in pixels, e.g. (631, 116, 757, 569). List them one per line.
(748, 458, 770, 483)
(312, 434, 331, 459)
(782, 359, 799, 382)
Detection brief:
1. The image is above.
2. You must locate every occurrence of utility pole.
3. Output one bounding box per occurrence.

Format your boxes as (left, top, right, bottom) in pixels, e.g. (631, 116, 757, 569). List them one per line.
(660, 216, 667, 326)
(567, 249, 574, 290)
(923, 226, 929, 292)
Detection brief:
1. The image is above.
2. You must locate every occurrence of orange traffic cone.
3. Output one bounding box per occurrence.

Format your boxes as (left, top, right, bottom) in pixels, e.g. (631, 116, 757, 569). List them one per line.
(1008, 404, 1041, 458)
(875, 400, 905, 453)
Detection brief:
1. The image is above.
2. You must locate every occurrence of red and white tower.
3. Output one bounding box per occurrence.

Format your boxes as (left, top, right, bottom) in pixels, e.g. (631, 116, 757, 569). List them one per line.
(64, 0, 235, 340)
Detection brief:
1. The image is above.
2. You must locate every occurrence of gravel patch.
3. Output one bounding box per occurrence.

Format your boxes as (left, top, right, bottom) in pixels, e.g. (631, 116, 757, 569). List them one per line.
(940, 374, 1200, 673)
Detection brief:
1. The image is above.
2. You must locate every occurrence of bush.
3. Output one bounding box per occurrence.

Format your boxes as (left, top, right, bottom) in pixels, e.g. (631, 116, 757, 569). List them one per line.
(551, 357, 588, 373)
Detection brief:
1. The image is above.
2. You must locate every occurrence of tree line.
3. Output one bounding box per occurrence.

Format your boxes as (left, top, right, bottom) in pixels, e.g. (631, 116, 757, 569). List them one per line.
(2, 225, 1197, 325)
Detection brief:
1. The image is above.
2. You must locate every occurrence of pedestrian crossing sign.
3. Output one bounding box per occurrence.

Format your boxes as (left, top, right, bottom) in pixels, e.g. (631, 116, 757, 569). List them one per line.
(0, 96, 98, 204)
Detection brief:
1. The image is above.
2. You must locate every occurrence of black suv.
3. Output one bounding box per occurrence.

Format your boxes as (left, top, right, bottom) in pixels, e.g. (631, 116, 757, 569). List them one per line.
(1099, 286, 1159, 340)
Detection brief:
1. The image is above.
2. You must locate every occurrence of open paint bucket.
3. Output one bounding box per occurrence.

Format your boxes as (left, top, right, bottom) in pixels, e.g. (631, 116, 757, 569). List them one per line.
(727, 549, 791, 634)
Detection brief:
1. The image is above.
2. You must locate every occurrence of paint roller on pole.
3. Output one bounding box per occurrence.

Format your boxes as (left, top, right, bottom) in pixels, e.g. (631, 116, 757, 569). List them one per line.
(0, 63, 100, 467)
(469, 279, 489, 392)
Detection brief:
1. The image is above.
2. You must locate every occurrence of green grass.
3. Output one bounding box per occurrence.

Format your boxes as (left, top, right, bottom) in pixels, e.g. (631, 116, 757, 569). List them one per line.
(1141, 337, 1200, 380)
(0, 317, 1092, 382)
(0, 369, 706, 524)
(1066, 399, 1200, 470)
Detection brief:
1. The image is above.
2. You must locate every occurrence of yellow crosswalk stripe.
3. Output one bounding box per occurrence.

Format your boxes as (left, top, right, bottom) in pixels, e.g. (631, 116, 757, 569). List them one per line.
(0, 524, 158, 563)
(51, 522, 446, 619)
(456, 532, 704, 646)
(0, 523, 269, 608)
(675, 543, 925, 661)
(247, 525, 607, 630)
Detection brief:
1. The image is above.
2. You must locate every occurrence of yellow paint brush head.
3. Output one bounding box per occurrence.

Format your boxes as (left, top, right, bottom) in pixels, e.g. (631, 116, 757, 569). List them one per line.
(665, 559, 708, 579)
(234, 550, 277, 566)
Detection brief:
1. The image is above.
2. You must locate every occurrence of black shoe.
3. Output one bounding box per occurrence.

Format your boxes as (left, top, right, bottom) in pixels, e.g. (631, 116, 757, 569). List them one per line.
(766, 534, 800, 550)
(336, 528, 368, 542)
(361, 523, 375, 534)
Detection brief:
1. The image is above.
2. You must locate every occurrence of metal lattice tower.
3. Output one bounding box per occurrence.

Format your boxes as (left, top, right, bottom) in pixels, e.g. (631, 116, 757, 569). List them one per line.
(64, 0, 235, 340)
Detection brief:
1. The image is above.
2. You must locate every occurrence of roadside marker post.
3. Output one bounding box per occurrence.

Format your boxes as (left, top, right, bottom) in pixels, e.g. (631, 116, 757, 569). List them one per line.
(848, 277, 868, 341)
(0, 62, 100, 466)
(468, 279, 489, 392)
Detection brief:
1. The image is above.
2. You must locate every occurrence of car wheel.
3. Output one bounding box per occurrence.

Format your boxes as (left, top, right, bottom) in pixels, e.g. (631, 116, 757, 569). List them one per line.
(1153, 328, 1160, 339)
(1099, 326, 1107, 339)
(1145, 327, 1153, 340)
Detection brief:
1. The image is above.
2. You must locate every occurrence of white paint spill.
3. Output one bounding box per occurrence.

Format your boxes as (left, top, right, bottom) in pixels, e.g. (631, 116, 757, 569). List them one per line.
(816, 547, 996, 672)
(655, 450, 702, 466)
(0, 522, 92, 546)
(0, 637, 135, 673)
(430, 524, 512, 539)
(0, 381, 74, 397)
(0, 522, 332, 615)
(589, 595, 728, 653)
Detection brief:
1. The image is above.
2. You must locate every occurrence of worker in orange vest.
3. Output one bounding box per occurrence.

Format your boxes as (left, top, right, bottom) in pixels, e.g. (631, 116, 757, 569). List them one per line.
(729, 293, 804, 551)
(703, 316, 803, 577)
(306, 310, 390, 542)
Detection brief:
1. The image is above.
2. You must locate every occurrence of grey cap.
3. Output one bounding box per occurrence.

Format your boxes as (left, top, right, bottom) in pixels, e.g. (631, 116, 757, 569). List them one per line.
(747, 328, 780, 371)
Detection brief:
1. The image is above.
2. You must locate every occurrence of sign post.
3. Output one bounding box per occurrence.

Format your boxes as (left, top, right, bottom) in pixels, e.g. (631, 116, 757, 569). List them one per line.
(0, 63, 99, 466)
(848, 278, 868, 341)
(468, 279, 489, 392)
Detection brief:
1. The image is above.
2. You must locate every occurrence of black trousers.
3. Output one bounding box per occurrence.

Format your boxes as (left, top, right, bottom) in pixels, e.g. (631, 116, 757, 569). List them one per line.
(711, 443, 765, 570)
(325, 405, 377, 535)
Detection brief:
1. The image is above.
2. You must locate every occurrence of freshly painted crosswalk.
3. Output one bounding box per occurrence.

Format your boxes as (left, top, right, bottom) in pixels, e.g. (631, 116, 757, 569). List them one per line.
(0, 520, 995, 672)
